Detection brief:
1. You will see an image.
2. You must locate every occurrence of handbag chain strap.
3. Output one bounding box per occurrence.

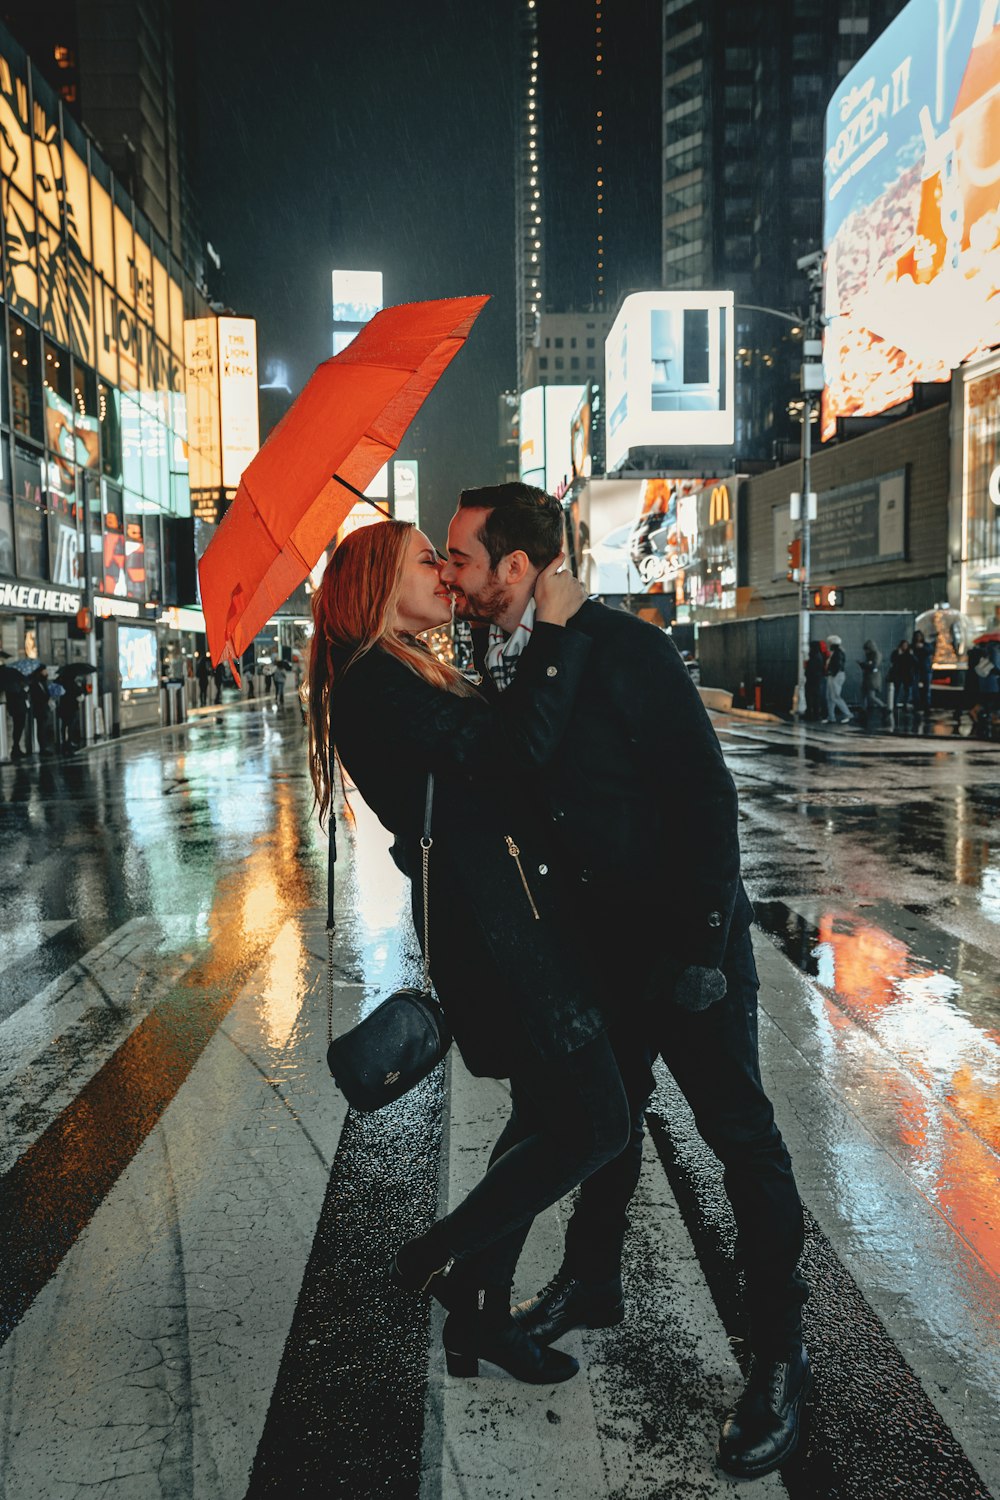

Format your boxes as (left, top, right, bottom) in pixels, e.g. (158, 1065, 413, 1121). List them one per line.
(326, 772, 435, 1048)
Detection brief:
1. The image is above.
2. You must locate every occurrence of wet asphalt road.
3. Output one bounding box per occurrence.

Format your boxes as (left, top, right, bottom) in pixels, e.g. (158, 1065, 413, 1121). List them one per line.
(0, 698, 997, 1499)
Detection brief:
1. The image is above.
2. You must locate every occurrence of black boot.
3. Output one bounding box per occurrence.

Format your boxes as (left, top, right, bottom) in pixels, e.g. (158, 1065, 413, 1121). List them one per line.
(389, 1228, 468, 1312)
(442, 1308, 579, 1384)
(511, 1267, 625, 1345)
(717, 1346, 811, 1478)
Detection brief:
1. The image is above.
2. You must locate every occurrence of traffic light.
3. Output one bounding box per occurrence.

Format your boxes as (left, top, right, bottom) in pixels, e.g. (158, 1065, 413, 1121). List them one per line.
(811, 585, 844, 609)
(786, 537, 802, 582)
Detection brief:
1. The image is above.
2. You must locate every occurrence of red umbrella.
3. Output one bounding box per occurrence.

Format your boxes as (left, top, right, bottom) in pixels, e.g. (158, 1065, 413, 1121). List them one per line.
(973, 631, 1000, 644)
(199, 294, 489, 672)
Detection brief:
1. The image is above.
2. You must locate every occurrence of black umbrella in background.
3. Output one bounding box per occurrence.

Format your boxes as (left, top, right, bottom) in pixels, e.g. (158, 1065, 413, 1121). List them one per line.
(56, 663, 98, 681)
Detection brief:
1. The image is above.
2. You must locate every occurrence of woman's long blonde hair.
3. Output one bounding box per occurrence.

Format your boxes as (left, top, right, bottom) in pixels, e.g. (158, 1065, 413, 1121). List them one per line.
(308, 519, 476, 825)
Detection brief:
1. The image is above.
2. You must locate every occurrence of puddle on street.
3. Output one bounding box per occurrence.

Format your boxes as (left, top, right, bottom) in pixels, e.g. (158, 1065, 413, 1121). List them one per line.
(757, 900, 1000, 1280)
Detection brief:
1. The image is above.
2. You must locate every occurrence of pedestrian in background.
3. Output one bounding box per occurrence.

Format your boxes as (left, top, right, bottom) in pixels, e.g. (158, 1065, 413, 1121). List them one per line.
(1, 666, 28, 759)
(804, 641, 826, 721)
(213, 661, 226, 704)
(859, 640, 886, 718)
(27, 665, 51, 753)
(261, 658, 276, 698)
(890, 639, 918, 713)
(196, 653, 210, 708)
(973, 639, 1000, 735)
(823, 634, 851, 723)
(56, 676, 83, 752)
(273, 658, 287, 706)
(911, 629, 933, 712)
(245, 662, 256, 700)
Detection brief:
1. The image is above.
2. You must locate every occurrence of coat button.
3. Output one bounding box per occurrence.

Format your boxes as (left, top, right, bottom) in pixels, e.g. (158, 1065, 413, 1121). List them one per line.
(546, 665, 558, 677)
(581, 869, 591, 883)
(707, 911, 722, 928)
(538, 864, 548, 875)
(552, 807, 564, 821)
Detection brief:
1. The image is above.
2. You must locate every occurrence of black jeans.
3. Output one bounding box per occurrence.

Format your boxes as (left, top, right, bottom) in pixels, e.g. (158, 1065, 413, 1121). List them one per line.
(503, 926, 806, 1355)
(438, 1032, 630, 1292)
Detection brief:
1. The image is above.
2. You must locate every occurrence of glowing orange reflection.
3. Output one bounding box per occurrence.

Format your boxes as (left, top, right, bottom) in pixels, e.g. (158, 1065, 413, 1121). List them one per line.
(812, 911, 1000, 1276)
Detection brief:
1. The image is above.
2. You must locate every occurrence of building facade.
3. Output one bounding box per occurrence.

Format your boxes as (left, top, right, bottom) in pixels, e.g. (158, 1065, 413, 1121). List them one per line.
(515, 0, 661, 396)
(661, 0, 908, 460)
(0, 19, 239, 742)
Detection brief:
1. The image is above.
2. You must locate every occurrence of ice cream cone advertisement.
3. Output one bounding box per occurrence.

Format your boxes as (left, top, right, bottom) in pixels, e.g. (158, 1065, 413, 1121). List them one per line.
(822, 0, 1000, 441)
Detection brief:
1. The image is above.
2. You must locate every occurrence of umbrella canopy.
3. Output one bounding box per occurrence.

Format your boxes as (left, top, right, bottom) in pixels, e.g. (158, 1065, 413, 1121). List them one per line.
(199, 294, 490, 672)
(56, 662, 98, 679)
(10, 658, 47, 676)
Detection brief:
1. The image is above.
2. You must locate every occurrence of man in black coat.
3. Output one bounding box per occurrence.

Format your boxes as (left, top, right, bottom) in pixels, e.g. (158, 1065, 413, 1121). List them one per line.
(442, 483, 808, 1479)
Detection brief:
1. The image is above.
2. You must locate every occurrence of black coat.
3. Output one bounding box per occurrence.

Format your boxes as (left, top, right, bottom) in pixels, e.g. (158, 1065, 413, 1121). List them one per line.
(474, 601, 752, 991)
(330, 624, 605, 1076)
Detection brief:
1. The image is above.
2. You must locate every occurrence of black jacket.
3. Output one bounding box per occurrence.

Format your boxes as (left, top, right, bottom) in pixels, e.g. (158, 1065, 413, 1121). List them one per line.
(475, 601, 752, 980)
(329, 624, 605, 1075)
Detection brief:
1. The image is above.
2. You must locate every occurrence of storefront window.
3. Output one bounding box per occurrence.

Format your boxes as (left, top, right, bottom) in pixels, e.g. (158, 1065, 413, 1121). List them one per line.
(43, 337, 73, 455)
(0, 441, 15, 574)
(143, 513, 162, 603)
(10, 319, 43, 441)
(12, 443, 47, 579)
(123, 510, 146, 600)
(99, 380, 122, 481)
(46, 464, 83, 588)
(72, 361, 100, 472)
(121, 393, 143, 493)
(101, 481, 125, 596)
(84, 470, 101, 589)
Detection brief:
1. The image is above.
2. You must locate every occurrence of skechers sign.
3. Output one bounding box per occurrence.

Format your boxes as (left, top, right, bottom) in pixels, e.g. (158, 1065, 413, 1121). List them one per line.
(604, 292, 735, 472)
(822, 0, 1000, 438)
(0, 581, 81, 615)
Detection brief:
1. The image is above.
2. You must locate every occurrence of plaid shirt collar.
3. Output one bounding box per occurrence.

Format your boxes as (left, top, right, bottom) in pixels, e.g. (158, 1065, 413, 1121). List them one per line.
(485, 598, 536, 692)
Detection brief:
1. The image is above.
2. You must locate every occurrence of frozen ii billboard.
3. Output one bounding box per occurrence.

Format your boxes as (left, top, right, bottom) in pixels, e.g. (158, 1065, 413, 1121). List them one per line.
(822, 0, 1000, 439)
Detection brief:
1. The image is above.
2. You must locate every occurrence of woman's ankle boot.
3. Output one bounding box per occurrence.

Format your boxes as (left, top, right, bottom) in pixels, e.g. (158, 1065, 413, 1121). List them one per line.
(441, 1309, 580, 1384)
(389, 1228, 468, 1311)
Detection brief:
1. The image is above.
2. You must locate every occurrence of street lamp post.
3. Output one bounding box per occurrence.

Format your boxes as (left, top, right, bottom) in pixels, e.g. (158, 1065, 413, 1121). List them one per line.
(736, 252, 824, 719)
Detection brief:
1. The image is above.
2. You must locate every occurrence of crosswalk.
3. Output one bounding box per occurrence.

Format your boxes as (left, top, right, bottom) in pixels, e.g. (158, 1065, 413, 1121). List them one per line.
(0, 792, 997, 1499)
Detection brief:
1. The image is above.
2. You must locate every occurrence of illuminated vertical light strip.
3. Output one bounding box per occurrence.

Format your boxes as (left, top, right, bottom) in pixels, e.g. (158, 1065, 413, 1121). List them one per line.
(516, 0, 543, 382)
(596, 1, 604, 301)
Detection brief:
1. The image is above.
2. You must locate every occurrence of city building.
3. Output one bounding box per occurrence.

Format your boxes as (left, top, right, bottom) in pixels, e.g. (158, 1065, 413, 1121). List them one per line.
(661, 0, 908, 460)
(515, 0, 661, 392)
(0, 18, 250, 743)
(521, 309, 612, 392)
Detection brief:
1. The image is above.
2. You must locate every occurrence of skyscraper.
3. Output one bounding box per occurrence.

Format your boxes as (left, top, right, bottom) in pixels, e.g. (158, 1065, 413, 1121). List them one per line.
(662, 0, 908, 459)
(515, 0, 662, 390)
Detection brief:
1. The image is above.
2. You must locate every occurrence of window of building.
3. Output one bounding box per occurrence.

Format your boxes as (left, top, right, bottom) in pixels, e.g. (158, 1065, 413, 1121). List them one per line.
(571, 357, 580, 369)
(10, 321, 43, 443)
(838, 16, 869, 32)
(570, 337, 577, 348)
(539, 356, 548, 370)
(792, 31, 823, 60)
(99, 381, 122, 483)
(0, 443, 14, 576)
(586, 337, 595, 349)
(555, 336, 564, 348)
(12, 443, 48, 580)
(586, 357, 596, 370)
(555, 356, 564, 370)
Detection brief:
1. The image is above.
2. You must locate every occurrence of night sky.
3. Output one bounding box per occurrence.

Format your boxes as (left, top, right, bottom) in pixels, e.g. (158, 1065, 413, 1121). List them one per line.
(195, 1, 519, 547)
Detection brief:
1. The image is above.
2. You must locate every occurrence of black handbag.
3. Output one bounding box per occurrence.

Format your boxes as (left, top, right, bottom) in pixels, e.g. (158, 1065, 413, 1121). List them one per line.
(326, 773, 451, 1111)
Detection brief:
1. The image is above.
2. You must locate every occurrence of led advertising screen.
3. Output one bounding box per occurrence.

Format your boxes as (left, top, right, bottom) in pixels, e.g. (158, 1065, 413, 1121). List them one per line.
(519, 384, 587, 494)
(218, 317, 260, 490)
(332, 270, 383, 327)
(822, 1, 1000, 438)
(118, 625, 158, 691)
(605, 292, 735, 471)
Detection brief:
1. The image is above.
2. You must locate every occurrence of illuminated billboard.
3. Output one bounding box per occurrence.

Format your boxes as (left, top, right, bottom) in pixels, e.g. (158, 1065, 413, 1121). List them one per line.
(118, 625, 158, 691)
(605, 292, 735, 471)
(519, 384, 586, 494)
(823, 1, 1000, 438)
(393, 460, 420, 524)
(218, 318, 260, 490)
(332, 270, 384, 326)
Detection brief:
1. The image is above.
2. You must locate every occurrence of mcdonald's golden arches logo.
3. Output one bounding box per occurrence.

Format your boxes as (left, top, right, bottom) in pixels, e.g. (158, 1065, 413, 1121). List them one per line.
(708, 484, 731, 526)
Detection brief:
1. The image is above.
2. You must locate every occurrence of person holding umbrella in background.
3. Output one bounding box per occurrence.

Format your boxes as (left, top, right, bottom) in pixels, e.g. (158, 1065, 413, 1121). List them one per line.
(1, 657, 28, 759)
(54, 663, 97, 752)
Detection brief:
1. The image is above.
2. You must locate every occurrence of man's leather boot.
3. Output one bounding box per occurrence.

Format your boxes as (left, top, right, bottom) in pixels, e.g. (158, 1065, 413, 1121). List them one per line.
(717, 1345, 811, 1478)
(511, 1267, 625, 1345)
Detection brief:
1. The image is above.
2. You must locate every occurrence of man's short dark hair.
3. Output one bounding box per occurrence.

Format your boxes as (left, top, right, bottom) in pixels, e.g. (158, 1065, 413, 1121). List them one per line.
(457, 482, 564, 571)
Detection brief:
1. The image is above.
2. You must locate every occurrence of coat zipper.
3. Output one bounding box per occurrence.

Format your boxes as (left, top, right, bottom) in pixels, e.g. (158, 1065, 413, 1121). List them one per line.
(504, 836, 541, 920)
